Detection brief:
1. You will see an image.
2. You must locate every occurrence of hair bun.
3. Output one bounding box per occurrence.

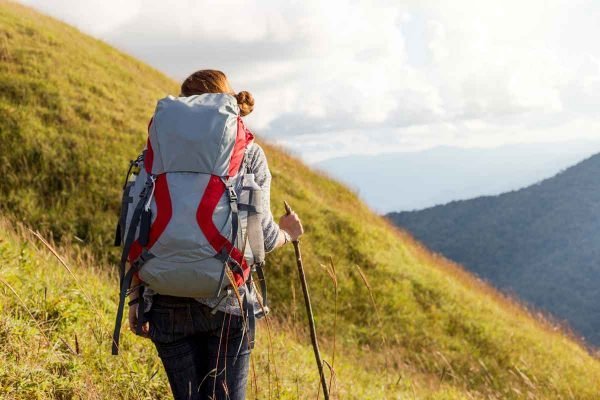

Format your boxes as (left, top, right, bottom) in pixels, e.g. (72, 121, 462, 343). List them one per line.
(235, 91, 254, 116)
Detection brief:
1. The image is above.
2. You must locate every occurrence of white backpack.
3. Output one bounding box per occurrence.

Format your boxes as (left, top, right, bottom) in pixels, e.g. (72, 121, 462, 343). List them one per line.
(112, 94, 266, 354)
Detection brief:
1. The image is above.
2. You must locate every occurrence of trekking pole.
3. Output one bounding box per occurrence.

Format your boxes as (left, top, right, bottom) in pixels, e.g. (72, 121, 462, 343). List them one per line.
(284, 201, 330, 400)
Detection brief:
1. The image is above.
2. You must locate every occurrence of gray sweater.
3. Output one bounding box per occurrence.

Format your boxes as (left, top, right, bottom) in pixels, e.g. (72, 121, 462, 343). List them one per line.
(143, 142, 281, 315)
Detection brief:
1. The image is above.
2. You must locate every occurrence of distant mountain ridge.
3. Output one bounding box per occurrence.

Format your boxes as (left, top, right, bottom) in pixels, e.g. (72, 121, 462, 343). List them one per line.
(388, 152, 600, 345)
(316, 141, 600, 212)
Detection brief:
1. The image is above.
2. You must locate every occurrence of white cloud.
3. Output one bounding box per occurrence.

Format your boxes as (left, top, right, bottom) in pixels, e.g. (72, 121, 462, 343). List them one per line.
(20, 0, 142, 35)
(18, 0, 600, 162)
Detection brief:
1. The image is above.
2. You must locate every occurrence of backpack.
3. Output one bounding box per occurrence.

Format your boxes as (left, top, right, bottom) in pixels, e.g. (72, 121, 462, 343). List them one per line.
(112, 93, 266, 355)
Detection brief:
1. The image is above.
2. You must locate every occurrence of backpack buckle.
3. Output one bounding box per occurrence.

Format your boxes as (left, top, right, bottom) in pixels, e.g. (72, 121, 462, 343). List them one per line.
(227, 186, 237, 202)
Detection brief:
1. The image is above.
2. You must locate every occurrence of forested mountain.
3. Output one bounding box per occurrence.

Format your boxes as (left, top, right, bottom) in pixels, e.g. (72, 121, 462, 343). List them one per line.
(388, 153, 600, 345)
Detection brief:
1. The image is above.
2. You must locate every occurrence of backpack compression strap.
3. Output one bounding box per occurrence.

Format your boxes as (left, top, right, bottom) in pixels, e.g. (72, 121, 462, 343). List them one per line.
(111, 250, 154, 355)
(112, 175, 156, 355)
(114, 152, 145, 247)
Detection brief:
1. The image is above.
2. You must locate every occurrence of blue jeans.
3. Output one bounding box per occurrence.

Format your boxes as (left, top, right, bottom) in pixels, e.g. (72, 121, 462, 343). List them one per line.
(148, 295, 254, 400)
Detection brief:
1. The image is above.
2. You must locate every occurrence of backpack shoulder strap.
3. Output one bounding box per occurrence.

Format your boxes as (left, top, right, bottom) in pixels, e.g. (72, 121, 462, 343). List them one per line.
(241, 141, 255, 175)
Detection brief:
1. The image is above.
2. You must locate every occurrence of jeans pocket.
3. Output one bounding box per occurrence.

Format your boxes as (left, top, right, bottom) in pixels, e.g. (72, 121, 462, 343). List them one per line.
(149, 308, 174, 343)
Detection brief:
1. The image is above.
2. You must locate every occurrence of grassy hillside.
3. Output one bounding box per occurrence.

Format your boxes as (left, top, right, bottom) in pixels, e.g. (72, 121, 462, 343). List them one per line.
(0, 0, 178, 250)
(388, 153, 600, 346)
(1, 221, 469, 399)
(2, 1, 600, 398)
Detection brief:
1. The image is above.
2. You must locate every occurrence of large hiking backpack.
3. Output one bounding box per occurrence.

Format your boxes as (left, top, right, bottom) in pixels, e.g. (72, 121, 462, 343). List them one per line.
(112, 93, 266, 355)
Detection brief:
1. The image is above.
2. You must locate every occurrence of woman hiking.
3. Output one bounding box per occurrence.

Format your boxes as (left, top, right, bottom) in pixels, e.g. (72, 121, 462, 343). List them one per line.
(120, 69, 303, 400)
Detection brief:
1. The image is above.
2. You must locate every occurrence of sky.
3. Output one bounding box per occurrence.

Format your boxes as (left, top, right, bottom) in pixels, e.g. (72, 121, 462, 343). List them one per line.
(19, 0, 600, 163)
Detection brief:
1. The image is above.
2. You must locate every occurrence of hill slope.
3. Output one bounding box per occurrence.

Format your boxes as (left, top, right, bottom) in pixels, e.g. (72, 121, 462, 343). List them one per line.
(2, 221, 460, 399)
(3, 1, 600, 398)
(388, 153, 600, 346)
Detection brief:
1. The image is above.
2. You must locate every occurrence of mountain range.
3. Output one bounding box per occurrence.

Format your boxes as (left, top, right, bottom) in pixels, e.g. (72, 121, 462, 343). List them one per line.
(317, 141, 600, 212)
(388, 152, 600, 345)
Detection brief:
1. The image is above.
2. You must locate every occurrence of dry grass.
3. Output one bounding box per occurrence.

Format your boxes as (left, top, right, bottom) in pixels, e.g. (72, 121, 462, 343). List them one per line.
(0, 219, 473, 399)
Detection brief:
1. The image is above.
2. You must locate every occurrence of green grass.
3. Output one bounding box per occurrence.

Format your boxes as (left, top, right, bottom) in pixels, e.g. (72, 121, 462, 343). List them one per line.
(0, 221, 472, 399)
(2, 1, 600, 398)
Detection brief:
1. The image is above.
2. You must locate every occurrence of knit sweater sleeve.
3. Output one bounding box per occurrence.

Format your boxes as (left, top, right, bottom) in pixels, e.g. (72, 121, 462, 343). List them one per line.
(246, 143, 281, 253)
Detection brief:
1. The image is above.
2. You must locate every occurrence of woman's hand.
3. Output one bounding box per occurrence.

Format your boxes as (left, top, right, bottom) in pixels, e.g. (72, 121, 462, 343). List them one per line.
(279, 211, 304, 241)
(129, 303, 150, 338)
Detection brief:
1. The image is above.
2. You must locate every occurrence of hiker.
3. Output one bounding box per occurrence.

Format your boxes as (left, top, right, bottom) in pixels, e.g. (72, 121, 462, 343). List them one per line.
(115, 70, 303, 400)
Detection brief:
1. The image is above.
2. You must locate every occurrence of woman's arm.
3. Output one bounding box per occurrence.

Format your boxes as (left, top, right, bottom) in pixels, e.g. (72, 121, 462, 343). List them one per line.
(247, 144, 303, 251)
(270, 214, 300, 248)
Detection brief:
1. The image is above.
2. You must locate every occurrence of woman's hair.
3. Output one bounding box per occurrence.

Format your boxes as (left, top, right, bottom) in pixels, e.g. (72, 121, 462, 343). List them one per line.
(180, 69, 254, 116)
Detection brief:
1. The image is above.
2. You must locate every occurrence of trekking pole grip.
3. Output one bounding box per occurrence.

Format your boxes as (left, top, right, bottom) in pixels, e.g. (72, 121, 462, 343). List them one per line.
(283, 200, 300, 244)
